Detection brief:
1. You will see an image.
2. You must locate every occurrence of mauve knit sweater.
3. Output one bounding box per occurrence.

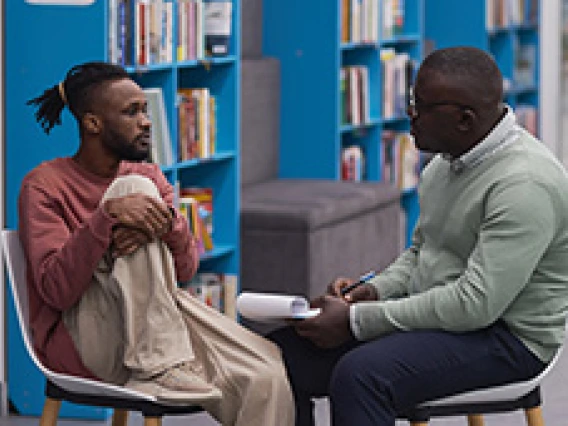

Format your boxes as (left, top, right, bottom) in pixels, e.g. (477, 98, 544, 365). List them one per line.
(18, 158, 199, 380)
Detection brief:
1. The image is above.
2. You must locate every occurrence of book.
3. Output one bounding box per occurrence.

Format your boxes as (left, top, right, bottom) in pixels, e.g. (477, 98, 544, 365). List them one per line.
(223, 274, 238, 320)
(236, 292, 321, 322)
(184, 272, 223, 311)
(204, 1, 232, 56)
(182, 272, 238, 318)
(341, 145, 364, 181)
(143, 87, 173, 166)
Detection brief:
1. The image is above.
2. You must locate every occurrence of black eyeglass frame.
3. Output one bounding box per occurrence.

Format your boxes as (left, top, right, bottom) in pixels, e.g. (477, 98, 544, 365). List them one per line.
(407, 86, 475, 115)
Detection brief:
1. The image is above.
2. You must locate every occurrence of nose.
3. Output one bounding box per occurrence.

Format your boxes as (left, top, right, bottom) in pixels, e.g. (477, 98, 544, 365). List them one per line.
(140, 112, 151, 129)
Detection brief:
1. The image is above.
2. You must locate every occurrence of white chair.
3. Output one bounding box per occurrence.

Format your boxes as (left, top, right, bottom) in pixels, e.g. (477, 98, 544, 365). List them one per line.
(404, 336, 563, 426)
(1, 230, 203, 426)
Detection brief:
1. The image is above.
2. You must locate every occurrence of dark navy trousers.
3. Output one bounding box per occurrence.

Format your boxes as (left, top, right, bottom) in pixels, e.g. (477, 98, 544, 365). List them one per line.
(268, 322, 546, 426)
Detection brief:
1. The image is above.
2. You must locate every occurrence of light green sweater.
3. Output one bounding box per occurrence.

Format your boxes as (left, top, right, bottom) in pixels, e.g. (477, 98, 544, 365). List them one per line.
(351, 108, 568, 362)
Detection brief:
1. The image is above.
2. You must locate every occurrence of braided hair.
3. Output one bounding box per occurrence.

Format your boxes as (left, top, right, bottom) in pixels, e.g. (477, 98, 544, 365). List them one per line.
(27, 62, 129, 134)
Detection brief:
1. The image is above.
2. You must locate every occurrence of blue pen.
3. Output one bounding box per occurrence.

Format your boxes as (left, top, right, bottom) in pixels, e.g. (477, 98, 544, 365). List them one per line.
(340, 270, 376, 296)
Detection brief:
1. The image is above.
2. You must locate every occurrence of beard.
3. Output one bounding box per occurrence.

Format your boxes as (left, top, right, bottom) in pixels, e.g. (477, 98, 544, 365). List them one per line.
(102, 129, 149, 162)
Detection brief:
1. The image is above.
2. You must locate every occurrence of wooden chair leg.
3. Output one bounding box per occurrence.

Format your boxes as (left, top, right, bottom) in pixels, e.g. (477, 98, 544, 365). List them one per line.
(467, 414, 485, 426)
(112, 409, 129, 426)
(525, 406, 545, 426)
(143, 417, 162, 426)
(39, 398, 62, 426)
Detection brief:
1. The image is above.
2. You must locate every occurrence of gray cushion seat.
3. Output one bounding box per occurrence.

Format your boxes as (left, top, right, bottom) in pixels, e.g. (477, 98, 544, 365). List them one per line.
(241, 179, 402, 299)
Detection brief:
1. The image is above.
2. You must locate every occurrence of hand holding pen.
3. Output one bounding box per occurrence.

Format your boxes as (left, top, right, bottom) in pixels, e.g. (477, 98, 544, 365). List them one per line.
(328, 271, 379, 302)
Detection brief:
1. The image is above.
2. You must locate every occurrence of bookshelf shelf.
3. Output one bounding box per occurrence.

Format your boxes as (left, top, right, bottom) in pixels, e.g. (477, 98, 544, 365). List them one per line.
(263, 0, 424, 246)
(382, 116, 411, 125)
(510, 84, 538, 95)
(340, 42, 380, 51)
(168, 151, 236, 171)
(425, 0, 540, 136)
(126, 62, 177, 73)
(381, 34, 422, 46)
(340, 119, 381, 134)
(200, 244, 235, 262)
(177, 55, 238, 69)
(5, 0, 241, 419)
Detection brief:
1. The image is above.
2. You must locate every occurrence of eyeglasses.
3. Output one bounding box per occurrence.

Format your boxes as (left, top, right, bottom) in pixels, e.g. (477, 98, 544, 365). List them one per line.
(408, 86, 474, 116)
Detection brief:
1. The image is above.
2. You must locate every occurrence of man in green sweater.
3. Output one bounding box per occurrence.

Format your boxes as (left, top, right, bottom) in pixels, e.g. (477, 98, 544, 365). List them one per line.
(270, 46, 568, 426)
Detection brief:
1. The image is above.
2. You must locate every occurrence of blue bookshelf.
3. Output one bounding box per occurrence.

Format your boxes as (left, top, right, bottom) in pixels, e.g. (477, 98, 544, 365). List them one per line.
(425, 0, 540, 135)
(5, 0, 240, 419)
(262, 0, 424, 247)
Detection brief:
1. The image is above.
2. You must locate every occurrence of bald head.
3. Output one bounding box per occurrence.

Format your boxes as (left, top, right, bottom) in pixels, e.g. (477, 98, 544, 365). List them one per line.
(417, 46, 503, 114)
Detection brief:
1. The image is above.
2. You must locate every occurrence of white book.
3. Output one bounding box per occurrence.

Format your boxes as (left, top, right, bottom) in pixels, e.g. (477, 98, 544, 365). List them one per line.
(223, 274, 238, 320)
(359, 66, 370, 123)
(236, 292, 321, 322)
(178, 0, 188, 61)
(165, 2, 173, 62)
(143, 87, 173, 166)
(382, 0, 394, 39)
(108, 0, 118, 63)
(196, 0, 205, 59)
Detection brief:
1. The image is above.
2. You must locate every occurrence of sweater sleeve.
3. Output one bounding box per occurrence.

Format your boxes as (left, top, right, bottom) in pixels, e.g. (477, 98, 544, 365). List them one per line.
(18, 182, 116, 312)
(351, 178, 556, 340)
(150, 165, 200, 282)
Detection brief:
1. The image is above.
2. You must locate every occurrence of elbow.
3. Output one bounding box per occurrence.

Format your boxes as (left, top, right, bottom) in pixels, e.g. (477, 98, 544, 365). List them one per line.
(443, 306, 499, 332)
(35, 271, 83, 312)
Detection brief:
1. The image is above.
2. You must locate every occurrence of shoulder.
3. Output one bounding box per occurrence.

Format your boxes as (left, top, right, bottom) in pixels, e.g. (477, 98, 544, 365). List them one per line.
(21, 158, 69, 190)
(493, 133, 567, 191)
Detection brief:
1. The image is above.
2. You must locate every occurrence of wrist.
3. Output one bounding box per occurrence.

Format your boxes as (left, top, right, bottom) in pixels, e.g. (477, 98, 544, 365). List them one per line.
(103, 199, 119, 218)
(366, 284, 379, 300)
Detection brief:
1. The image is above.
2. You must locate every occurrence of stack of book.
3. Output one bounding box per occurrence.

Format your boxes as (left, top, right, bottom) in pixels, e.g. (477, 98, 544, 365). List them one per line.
(382, 131, 420, 191)
(340, 66, 370, 126)
(182, 273, 238, 319)
(382, 0, 406, 39)
(108, 0, 175, 67)
(340, 0, 380, 44)
(486, 0, 539, 30)
(178, 187, 214, 254)
(178, 0, 233, 61)
(341, 146, 365, 181)
(513, 42, 536, 88)
(108, 0, 232, 66)
(177, 88, 217, 161)
(380, 49, 413, 120)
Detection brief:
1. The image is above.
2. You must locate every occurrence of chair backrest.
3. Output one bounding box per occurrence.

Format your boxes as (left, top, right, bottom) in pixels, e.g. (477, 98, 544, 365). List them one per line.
(422, 338, 565, 407)
(0, 230, 48, 376)
(0, 229, 155, 400)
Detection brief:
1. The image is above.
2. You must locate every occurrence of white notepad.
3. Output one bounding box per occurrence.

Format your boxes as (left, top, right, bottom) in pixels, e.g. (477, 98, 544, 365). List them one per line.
(236, 292, 321, 322)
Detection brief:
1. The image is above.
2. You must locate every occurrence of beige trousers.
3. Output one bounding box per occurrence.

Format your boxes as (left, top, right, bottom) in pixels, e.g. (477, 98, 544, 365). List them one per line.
(63, 174, 295, 426)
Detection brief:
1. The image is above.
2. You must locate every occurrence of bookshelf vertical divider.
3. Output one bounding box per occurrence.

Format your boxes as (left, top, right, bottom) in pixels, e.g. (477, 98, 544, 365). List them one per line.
(262, 0, 424, 247)
(5, 0, 240, 419)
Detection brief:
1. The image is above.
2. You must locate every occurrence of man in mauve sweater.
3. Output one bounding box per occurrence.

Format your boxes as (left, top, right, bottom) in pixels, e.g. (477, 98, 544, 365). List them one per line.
(270, 47, 568, 426)
(20, 62, 294, 426)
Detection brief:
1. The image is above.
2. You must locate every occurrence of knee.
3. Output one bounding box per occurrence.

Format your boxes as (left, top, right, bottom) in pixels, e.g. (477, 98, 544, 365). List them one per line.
(329, 354, 362, 401)
(103, 174, 161, 201)
(329, 352, 391, 405)
(244, 358, 293, 401)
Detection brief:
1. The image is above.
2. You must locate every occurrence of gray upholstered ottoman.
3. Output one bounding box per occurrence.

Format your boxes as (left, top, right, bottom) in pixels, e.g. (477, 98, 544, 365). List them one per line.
(240, 179, 403, 299)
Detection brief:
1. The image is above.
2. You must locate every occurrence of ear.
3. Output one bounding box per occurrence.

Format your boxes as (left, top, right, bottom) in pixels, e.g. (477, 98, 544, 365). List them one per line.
(456, 109, 476, 132)
(82, 113, 102, 135)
